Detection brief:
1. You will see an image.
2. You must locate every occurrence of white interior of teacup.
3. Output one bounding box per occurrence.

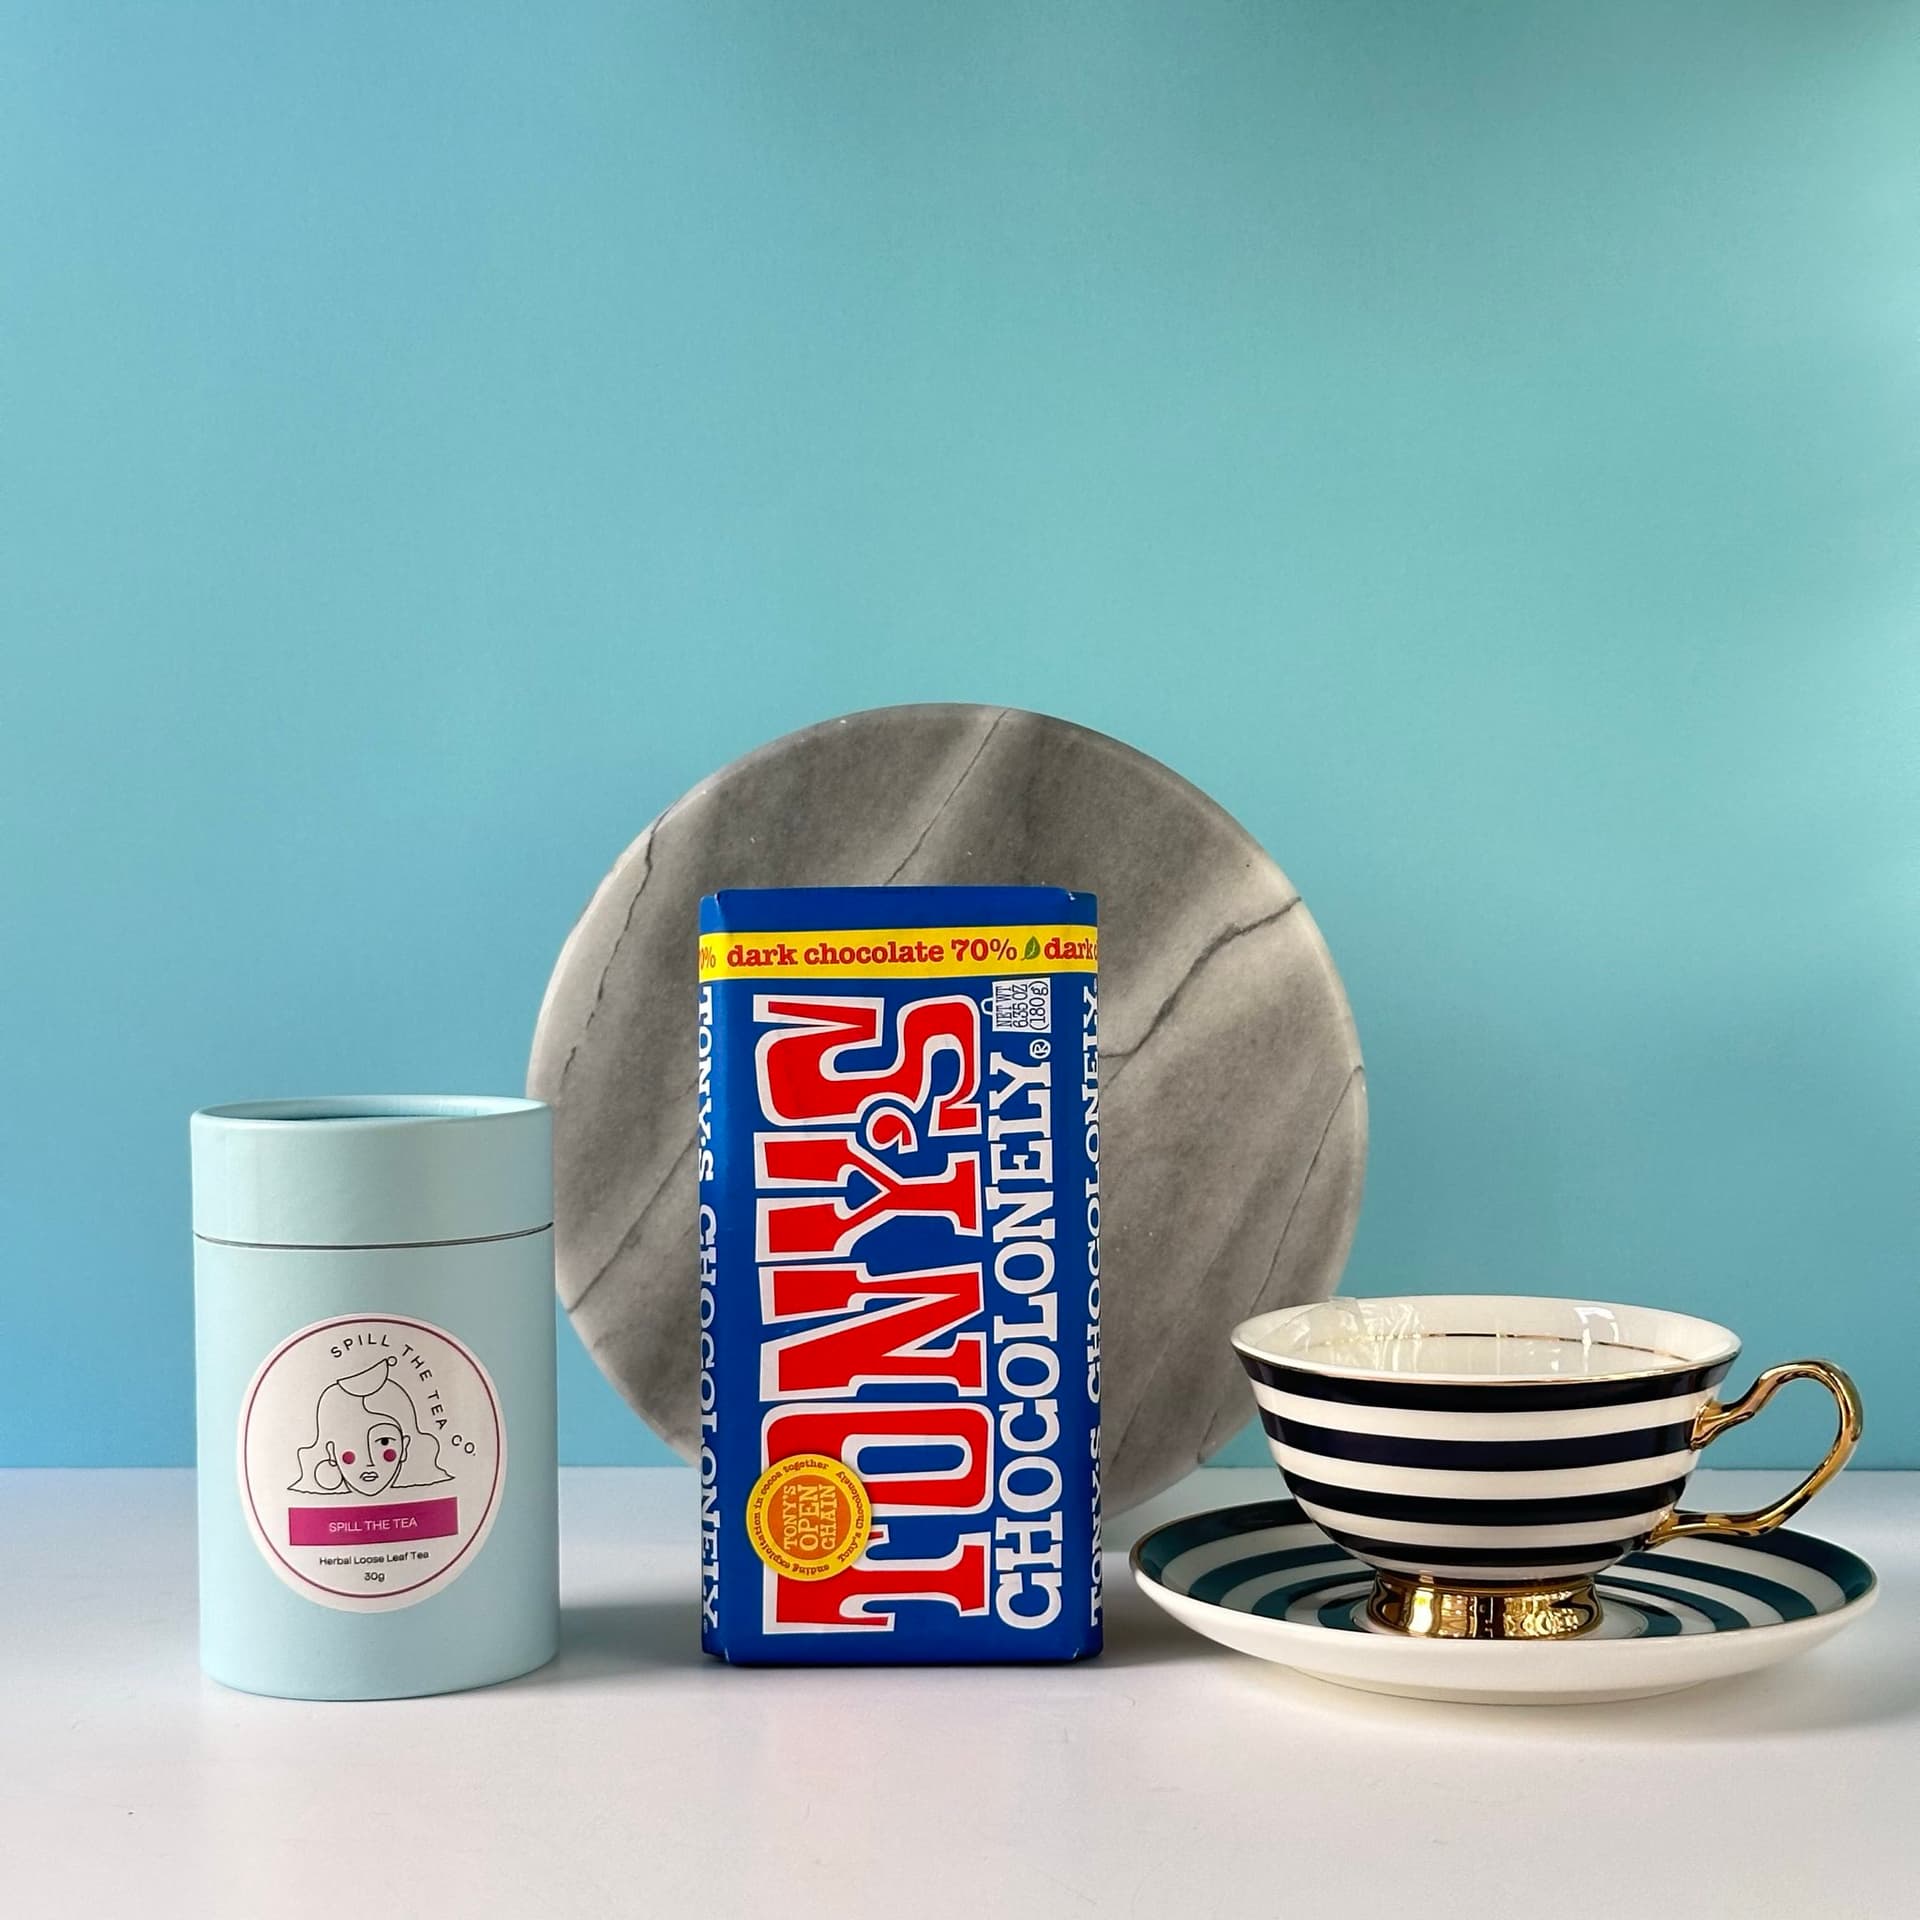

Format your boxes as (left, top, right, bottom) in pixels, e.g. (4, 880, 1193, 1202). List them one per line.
(1235, 1295, 1740, 1382)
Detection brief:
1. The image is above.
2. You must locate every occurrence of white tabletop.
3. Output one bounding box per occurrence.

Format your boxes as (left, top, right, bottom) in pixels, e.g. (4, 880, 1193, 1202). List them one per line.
(3, 1467, 1911, 1917)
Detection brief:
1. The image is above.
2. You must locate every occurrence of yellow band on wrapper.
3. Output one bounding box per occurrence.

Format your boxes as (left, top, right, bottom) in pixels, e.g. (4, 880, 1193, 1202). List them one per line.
(745, 1454, 873, 1582)
(698, 925, 1098, 981)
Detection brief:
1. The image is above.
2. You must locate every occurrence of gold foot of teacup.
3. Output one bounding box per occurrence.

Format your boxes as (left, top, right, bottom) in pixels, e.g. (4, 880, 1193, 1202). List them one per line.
(1366, 1571, 1603, 1640)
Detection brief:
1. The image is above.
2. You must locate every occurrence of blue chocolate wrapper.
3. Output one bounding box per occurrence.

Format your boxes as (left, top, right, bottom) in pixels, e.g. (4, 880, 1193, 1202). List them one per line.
(698, 885, 1102, 1663)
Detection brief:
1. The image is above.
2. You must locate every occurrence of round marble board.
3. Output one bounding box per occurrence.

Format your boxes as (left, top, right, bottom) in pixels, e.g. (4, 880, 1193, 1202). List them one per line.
(528, 703, 1366, 1511)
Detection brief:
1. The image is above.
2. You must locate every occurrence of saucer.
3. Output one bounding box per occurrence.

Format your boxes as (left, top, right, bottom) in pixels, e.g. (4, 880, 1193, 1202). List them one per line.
(1131, 1498, 1877, 1704)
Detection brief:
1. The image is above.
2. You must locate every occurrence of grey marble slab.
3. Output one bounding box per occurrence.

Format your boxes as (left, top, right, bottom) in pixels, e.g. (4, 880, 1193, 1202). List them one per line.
(528, 704, 1366, 1510)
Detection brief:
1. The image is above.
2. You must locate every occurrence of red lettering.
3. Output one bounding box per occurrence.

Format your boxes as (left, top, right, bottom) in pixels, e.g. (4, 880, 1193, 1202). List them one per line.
(755, 1132, 981, 1261)
(763, 1403, 992, 1513)
(768, 1531, 991, 1631)
(761, 1263, 985, 1397)
(754, 994, 981, 1135)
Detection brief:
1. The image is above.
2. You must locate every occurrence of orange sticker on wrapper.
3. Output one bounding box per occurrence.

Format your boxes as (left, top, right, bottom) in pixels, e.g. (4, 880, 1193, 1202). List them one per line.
(746, 1454, 873, 1581)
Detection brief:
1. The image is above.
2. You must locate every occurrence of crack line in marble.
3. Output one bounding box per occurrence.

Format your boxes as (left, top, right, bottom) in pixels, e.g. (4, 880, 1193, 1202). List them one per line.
(1253, 1063, 1366, 1308)
(570, 1131, 698, 1310)
(1100, 894, 1302, 1090)
(555, 820, 665, 1093)
(880, 707, 1011, 884)
(1194, 1061, 1365, 1462)
(1226, 1059, 1366, 1423)
(1109, 1061, 1366, 1475)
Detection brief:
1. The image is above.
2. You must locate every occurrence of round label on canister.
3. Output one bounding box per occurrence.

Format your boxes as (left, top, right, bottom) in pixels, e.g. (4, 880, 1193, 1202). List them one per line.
(237, 1315, 506, 1612)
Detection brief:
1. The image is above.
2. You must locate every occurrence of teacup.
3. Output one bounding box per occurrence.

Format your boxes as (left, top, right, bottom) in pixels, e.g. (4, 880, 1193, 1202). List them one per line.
(1232, 1294, 1862, 1640)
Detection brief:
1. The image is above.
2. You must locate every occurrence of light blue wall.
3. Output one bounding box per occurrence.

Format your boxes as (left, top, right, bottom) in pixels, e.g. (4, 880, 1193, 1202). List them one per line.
(3, 3, 1915, 1472)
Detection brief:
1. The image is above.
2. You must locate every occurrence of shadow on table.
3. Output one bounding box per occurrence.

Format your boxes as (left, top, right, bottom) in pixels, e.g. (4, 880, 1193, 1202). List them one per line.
(1254, 1647, 1920, 1743)
(1099, 1583, 1220, 1670)
(516, 1598, 709, 1687)
(515, 1580, 1200, 1683)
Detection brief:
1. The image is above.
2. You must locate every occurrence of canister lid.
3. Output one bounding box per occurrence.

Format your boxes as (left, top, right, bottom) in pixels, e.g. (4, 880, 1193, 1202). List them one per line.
(190, 1096, 552, 1249)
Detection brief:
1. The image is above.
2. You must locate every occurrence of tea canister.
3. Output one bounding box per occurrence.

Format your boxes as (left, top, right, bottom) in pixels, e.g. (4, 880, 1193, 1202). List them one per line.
(191, 1097, 559, 1699)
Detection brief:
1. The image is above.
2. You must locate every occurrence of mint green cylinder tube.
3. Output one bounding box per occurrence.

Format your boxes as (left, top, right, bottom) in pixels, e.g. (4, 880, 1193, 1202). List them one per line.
(192, 1097, 559, 1700)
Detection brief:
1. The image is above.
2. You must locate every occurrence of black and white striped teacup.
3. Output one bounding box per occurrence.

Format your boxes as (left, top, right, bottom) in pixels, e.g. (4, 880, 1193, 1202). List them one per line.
(1232, 1295, 1862, 1640)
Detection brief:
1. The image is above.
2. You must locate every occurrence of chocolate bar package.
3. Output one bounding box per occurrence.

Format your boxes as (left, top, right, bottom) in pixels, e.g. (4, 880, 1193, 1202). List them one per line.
(698, 885, 1102, 1663)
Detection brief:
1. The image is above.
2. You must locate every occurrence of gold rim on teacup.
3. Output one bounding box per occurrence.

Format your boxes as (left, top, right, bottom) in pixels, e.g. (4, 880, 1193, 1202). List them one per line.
(1231, 1295, 1863, 1641)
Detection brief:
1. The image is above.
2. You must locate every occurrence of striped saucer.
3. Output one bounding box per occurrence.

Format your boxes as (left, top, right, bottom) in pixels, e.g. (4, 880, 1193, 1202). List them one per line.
(1132, 1499, 1876, 1704)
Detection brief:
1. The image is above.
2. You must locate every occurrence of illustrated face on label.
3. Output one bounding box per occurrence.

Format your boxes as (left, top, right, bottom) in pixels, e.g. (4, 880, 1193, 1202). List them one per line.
(238, 1317, 506, 1612)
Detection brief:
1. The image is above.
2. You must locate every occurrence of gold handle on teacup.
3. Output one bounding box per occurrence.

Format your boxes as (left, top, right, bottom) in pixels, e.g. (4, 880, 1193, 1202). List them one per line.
(1643, 1359, 1864, 1547)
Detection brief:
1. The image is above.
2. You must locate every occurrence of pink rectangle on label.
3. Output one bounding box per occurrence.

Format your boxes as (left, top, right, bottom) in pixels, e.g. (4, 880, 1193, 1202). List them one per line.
(288, 1497, 459, 1547)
